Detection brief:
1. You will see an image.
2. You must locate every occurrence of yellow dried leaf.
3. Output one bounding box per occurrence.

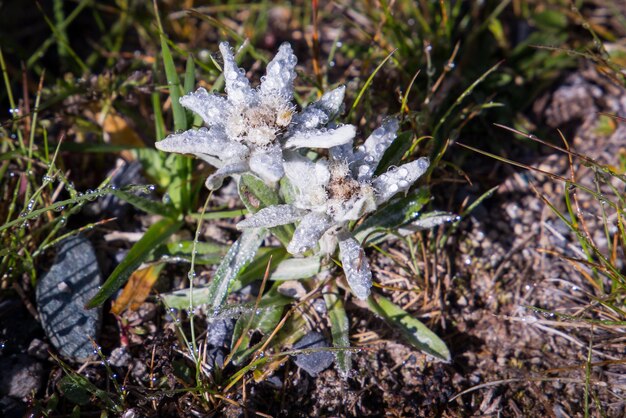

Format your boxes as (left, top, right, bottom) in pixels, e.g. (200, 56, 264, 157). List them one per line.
(111, 264, 163, 315)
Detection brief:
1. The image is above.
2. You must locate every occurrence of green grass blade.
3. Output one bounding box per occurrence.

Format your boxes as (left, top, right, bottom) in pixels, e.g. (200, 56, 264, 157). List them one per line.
(159, 34, 186, 131)
(151, 91, 166, 141)
(324, 284, 351, 377)
(0, 185, 150, 233)
(35, 2, 88, 73)
(86, 217, 183, 308)
(347, 48, 397, 119)
(368, 294, 450, 362)
(183, 54, 196, 94)
(431, 61, 502, 163)
(26, 0, 91, 69)
(109, 187, 178, 218)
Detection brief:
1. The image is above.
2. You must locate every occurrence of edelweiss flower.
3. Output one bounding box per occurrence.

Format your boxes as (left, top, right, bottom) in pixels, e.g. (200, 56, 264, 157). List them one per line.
(155, 42, 356, 189)
(237, 118, 430, 299)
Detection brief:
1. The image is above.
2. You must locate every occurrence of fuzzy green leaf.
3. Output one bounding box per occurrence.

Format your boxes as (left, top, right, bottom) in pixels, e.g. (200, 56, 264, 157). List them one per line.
(153, 240, 229, 265)
(367, 294, 450, 362)
(162, 228, 267, 310)
(270, 256, 322, 281)
(324, 286, 351, 377)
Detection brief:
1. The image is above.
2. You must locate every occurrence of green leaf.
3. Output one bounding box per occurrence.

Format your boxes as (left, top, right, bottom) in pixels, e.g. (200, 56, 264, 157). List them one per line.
(54, 354, 120, 412)
(374, 131, 414, 175)
(238, 174, 294, 247)
(158, 26, 192, 213)
(58, 375, 91, 406)
(398, 211, 456, 235)
(135, 148, 170, 188)
(354, 188, 431, 242)
(324, 285, 351, 377)
(232, 247, 287, 290)
(348, 48, 397, 119)
(533, 10, 568, 31)
(270, 256, 322, 281)
(86, 217, 183, 308)
(230, 285, 290, 364)
(239, 173, 280, 208)
(162, 228, 267, 310)
(151, 91, 166, 141)
(159, 33, 186, 132)
(367, 294, 450, 362)
(183, 54, 196, 94)
(153, 240, 228, 265)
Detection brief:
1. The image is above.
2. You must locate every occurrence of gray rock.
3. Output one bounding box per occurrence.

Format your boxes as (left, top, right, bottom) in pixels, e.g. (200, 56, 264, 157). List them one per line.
(109, 346, 131, 367)
(206, 318, 235, 348)
(27, 339, 50, 360)
(0, 354, 43, 399)
(293, 331, 334, 377)
(36, 235, 102, 361)
(0, 395, 27, 418)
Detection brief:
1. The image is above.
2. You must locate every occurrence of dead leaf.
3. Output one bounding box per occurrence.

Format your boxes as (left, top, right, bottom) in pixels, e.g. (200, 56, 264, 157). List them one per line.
(111, 264, 163, 315)
(100, 110, 145, 161)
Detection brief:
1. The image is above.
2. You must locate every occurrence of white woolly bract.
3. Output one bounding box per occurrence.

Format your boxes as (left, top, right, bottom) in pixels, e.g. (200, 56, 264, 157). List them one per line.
(156, 42, 357, 189)
(339, 236, 372, 300)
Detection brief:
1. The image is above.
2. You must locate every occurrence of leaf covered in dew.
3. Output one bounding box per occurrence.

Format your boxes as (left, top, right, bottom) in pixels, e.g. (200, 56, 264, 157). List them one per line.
(162, 227, 267, 311)
(269, 256, 323, 281)
(367, 294, 451, 362)
(324, 284, 351, 378)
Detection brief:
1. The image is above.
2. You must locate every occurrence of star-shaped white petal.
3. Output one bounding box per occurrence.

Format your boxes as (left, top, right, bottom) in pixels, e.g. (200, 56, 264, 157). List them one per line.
(259, 43, 297, 98)
(155, 127, 248, 163)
